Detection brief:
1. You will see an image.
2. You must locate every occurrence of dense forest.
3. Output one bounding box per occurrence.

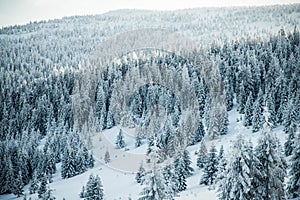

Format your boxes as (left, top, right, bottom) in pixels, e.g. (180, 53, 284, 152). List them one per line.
(0, 4, 299, 200)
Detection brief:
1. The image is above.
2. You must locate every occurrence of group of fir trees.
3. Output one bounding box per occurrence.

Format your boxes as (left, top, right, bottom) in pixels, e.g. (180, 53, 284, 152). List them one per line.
(80, 174, 104, 200)
(218, 111, 288, 200)
(137, 139, 194, 200)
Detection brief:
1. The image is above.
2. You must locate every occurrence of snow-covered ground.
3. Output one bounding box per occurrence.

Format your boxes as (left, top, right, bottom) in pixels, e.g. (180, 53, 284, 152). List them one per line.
(0, 106, 286, 200)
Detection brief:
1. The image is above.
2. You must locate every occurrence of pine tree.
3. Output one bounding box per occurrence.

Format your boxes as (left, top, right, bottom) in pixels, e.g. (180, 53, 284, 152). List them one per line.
(183, 149, 194, 177)
(216, 151, 227, 185)
(135, 134, 143, 148)
(173, 153, 187, 192)
(138, 140, 166, 200)
(85, 174, 104, 200)
(162, 164, 176, 199)
(115, 129, 126, 149)
(42, 185, 56, 200)
(200, 144, 218, 186)
(13, 170, 24, 197)
(196, 140, 208, 169)
(29, 170, 39, 194)
(193, 120, 205, 144)
(244, 91, 254, 126)
(254, 108, 286, 200)
(104, 150, 111, 164)
(80, 186, 85, 198)
(218, 136, 254, 200)
(287, 133, 300, 199)
(38, 174, 48, 198)
(136, 163, 146, 184)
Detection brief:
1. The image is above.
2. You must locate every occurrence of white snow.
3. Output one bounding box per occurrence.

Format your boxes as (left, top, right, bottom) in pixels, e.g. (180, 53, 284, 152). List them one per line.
(0, 106, 286, 200)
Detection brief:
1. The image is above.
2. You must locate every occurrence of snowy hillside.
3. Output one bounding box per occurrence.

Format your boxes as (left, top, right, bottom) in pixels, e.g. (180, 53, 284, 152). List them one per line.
(0, 4, 299, 200)
(0, 106, 288, 200)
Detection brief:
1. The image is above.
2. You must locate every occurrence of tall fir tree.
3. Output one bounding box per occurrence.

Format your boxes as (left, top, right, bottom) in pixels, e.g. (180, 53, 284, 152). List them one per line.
(136, 163, 146, 185)
(115, 129, 126, 149)
(287, 133, 300, 199)
(244, 91, 254, 126)
(200, 144, 218, 186)
(218, 136, 257, 200)
(252, 89, 263, 132)
(85, 174, 104, 200)
(196, 140, 208, 169)
(254, 108, 286, 200)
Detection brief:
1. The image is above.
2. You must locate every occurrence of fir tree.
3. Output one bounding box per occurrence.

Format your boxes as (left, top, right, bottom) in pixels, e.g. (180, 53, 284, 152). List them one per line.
(287, 133, 300, 199)
(115, 129, 126, 149)
(252, 89, 263, 132)
(254, 108, 286, 200)
(136, 163, 146, 184)
(183, 149, 194, 177)
(218, 136, 256, 200)
(135, 134, 143, 147)
(13, 170, 24, 197)
(29, 170, 39, 194)
(196, 140, 208, 169)
(173, 153, 187, 192)
(162, 164, 176, 199)
(38, 174, 48, 199)
(104, 150, 111, 164)
(85, 174, 104, 200)
(80, 186, 85, 198)
(244, 91, 254, 126)
(192, 120, 205, 144)
(200, 144, 218, 186)
(138, 141, 166, 200)
(42, 185, 56, 200)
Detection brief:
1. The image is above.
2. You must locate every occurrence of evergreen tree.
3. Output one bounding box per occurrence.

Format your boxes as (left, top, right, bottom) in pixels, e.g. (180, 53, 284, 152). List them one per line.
(244, 91, 254, 126)
(115, 129, 126, 149)
(252, 98, 263, 132)
(136, 163, 146, 184)
(38, 174, 48, 199)
(104, 150, 111, 164)
(218, 136, 255, 200)
(287, 133, 300, 199)
(80, 186, 85, 198)
(254, 108, 286, 200)
(135, 134, 143, 148)
(13, 170, 24, 197)
(29, 170, 39, 194)
(173, 153, 187, 192)
(192, 120, 205, 145)
(138, 141, 166, 200)
(183, 149, 194, 177)
(162, 164, 177, 199)
(42, 185, 56, 200)
(200, 144, 218, 186)
(196, 140, 208, 169)
(85, 174, 104, 200)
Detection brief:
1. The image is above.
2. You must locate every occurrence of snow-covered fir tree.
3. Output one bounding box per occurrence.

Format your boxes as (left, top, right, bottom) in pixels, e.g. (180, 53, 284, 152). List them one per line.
(136, 162, 146, 185)
(115, 129, 126, 149)
(287, 132, 300, 199)
(84, 174, 104, 200)
(218, 136, 255, 200)
(104, 150, 111, 164)
(196, 139, 208, 169)
(138, 140, 167, 200)
(254, 108, 286, 200)
(200, 144, 218, 186)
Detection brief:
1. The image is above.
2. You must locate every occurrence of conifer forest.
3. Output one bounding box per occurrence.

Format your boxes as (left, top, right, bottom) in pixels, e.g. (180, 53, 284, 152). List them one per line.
(0, 4, 300, 200)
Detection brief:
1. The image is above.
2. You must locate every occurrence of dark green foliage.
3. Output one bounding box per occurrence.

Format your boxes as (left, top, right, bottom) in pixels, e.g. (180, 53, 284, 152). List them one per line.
(84, 174, 104, 200)
(287, 133, 300, 199)
(136, 163, 145, 184)
(38, 174, 48, 199)
(115, 129, 126, 149)
(200, 145, 218, 186)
